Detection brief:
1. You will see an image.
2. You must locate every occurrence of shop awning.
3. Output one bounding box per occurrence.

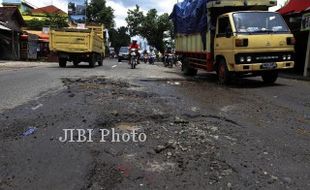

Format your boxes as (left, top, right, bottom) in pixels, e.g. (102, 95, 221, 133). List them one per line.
(278, 0, 310, 15)
(23, 30, 49, 42)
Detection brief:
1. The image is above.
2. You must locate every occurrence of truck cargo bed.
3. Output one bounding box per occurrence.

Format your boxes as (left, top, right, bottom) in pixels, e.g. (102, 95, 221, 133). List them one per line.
(49, 27, 104, 54)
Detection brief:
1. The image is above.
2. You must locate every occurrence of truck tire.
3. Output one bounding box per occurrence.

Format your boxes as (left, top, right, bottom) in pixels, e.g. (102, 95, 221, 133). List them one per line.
(182, 58, 197, 76)
(218, 59, 231, 85)
(73, 60, 79, 67)
(89, 54, 95, 68)
(59, 58, 67, 68)
(98, 55, 103, 66)
(262, 71, 278, 84)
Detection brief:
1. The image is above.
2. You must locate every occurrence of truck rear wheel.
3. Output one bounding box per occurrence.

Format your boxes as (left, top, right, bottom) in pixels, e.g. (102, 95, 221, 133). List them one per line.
(98, 55, 103, 66)
(182, 58, 197, 76)
(218, 59, 231, 85)
(262, 71, 278, 84)
(89, 54, 95, 68)
(73, 60, 79, 67)
(59, 58, 67, 68)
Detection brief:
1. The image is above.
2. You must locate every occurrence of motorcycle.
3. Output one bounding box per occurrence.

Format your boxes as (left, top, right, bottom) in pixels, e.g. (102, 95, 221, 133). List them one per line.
(143, 54, 149, 63)
(149, 53, 156, 65)
(164, 53, 175, 68)
(129, 48, 138, 69)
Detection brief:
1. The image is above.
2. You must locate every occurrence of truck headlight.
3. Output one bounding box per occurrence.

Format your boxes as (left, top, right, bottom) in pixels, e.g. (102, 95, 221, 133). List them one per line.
(287, 55, 292, 60)
(246, 56, 252, 62)
(240, 57, 245, 63)
(282, 55, 287, 60)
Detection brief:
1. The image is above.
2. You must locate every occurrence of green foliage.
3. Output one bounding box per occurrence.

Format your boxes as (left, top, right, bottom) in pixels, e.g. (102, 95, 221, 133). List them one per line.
(68, 2, 75, 13)
(109, 26, 130, 53)
(86, 0, 115, 28)
(125, 5, 144, 36)
(125, 7, 173, 52)
(25, 14, 68, 30)
(25, 18, 45, 30)
(46, 14, 69, 29)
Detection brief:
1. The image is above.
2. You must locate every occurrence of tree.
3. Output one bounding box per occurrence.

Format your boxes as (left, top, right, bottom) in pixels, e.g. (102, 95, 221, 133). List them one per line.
(68, 2, 76, 14)
(109, 26, 131, 53)
(125, 5, 144, 36)
(25, 18, 45, 30)
(125, 7, 173, 52)
(86, 0, 115, 28)
(25, 14, 68, 30)
(46, 13, 69, 29)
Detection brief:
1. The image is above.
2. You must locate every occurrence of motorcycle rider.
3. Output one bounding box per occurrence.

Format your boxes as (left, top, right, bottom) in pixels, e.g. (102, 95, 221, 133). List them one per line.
(164, 47, 174, 67)
(142, 49, 148, 63)
(129, 39, 140, 64)
(149, 47, 156, 64)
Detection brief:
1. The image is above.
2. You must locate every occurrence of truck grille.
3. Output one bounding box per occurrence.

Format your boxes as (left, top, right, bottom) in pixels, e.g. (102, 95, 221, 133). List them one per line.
(235, 52, 294, 64)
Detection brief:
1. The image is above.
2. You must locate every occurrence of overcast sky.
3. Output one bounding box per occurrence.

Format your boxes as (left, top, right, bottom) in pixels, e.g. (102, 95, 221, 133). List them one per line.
(23, 0, 288, 28)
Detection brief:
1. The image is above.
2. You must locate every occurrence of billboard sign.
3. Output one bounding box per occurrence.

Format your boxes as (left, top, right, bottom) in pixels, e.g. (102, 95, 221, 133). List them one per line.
(68, 0, 86, 24)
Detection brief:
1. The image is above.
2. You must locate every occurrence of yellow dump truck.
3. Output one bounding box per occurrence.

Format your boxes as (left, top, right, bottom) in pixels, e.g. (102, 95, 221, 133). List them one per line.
(49, 25, 105, 68)
(171, 0, 295, 84)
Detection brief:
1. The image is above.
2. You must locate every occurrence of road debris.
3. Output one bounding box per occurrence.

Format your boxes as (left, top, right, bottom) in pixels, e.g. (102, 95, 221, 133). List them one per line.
(22, 127, 38, 137)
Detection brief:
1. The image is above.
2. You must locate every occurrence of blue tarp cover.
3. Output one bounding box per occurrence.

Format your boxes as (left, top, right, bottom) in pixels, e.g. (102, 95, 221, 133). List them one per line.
(170, 0, 215, 34)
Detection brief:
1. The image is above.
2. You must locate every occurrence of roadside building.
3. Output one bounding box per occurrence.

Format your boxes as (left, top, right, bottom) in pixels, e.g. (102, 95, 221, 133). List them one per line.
(278, 0, 310, 76)
(0, 6, 26, 60)
(22, 5, 68, 60)
(1, 0, 35, 13)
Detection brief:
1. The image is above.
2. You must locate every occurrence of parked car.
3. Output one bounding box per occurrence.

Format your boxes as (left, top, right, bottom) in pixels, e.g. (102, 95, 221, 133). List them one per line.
(118, 46, 129, 62)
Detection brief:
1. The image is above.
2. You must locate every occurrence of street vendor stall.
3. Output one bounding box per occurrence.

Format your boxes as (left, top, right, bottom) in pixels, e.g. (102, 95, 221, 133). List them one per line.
(302, 13, 310, 77)
(20, 33, 38, 60)
(278, 0, 310, 76)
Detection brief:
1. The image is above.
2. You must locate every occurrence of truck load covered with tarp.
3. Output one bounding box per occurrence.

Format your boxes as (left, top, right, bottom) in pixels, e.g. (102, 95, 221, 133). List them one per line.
(170, 0, 215, 34)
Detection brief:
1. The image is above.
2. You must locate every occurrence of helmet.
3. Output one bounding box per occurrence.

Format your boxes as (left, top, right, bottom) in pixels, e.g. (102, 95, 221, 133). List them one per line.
(132, 37, 138, 43)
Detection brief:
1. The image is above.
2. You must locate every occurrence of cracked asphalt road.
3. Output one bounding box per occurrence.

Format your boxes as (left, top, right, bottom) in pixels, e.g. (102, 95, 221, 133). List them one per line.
(0, 59, 310, 189)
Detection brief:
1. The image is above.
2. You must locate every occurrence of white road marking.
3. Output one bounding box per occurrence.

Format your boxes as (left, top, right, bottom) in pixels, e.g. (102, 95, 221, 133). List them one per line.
(32, 103, 43, 111)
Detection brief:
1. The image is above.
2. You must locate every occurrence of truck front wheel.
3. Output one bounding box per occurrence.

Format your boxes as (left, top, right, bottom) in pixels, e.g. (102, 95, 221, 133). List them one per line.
(262, 71, 278, 84)
(59, 58, 67, 68)
(218, 59, 231, 85)
(182, 58, 197, 76)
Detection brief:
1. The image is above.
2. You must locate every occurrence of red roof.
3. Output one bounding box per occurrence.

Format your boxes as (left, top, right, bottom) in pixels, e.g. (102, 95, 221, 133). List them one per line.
(278, 0, 310, 15)
(31, 5, 66, 15)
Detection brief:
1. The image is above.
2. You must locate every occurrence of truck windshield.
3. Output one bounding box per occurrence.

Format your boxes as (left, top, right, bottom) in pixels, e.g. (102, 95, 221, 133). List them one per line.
(233, 12, 290, 34)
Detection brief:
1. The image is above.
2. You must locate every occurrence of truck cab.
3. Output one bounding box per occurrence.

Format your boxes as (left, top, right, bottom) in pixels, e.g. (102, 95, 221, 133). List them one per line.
(214, 11, 295, 83)
(172, 0, 295, 84)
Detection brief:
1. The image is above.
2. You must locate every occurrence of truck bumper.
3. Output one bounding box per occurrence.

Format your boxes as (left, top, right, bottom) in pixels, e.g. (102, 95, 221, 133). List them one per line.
(233, 61, 294, 72)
